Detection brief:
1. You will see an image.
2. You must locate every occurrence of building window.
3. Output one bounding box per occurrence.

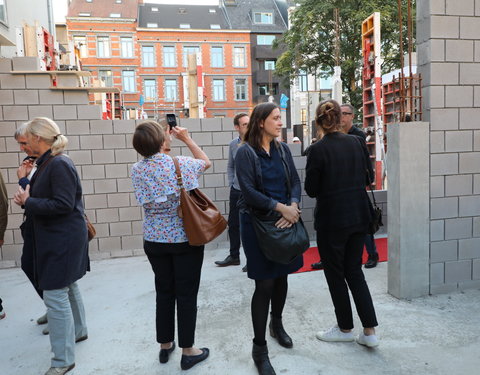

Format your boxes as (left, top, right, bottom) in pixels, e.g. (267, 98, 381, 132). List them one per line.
(259, 84, 277, 95)
(73, 36, 88, 58)
(179, 24, 191, 29)
(182, 46, 200, 67)
(257, 35, 275, 46)
(98, 70, 113, 87)
(264, 60, 276, 70)
(147, 23, 158, 28)
(300, 109, 307, 124)
(211, 46, 224, 68)
(210, 24, 221, 29)
(254, 12, 273, 24)
(233, 47, 246, 67)
(120, 37, 133, 58)
(142, 46, 155, 67)
(144, 79, 156, 101)
(235, 79, 247, 101)
(164, 79, 177, 101)
(152, 7, 158, 11)
(0, 0, 6, 25)
(110, 13, 121, 18)
(213, 79, 225, 101)
(79, 12, 91, 17)
(122, 70, 135, 92)
(163, 46, 176, 67)
(299, 70, 308, 92)
(97, 36, 110, 58)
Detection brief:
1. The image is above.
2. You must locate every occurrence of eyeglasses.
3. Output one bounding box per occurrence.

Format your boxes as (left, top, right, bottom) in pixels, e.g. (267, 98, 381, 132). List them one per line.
(342, 112, 353, 116)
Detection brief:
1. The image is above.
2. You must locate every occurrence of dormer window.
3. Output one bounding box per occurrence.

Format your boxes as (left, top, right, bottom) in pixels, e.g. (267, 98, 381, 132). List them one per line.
(253, 11, 273, 24)
(179, 24, 191, 29)
(209, 9, 216, 13)
(210, 24, 220, 29)
(147, 23, 158, 28)
(152, 7, 158, 12)
(110, 13, 121, 18)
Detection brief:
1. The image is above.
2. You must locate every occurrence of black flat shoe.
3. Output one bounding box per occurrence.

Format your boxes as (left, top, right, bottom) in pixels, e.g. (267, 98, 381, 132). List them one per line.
(215, 255, 240, 267)
(159, 341, 175, 364)
(180, 348, 209, 370)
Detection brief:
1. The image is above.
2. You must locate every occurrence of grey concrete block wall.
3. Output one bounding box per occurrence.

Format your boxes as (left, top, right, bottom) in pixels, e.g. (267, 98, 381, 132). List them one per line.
(418, 0, 480, 295)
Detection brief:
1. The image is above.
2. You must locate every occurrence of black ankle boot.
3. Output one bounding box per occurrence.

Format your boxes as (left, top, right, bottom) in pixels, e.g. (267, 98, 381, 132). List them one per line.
(269, 314, 293, 348)
(252, 342, 276, 375)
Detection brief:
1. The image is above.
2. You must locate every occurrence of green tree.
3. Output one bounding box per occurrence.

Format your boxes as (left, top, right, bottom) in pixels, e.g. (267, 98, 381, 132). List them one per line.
(275, 0, 415, 112)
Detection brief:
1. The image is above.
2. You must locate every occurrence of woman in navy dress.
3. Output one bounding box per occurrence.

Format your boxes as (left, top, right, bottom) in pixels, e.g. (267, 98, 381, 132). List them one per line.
(235, 102, 303, 375)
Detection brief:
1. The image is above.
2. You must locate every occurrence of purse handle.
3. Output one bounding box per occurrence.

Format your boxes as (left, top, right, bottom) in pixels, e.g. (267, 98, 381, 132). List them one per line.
(172, 157, 184, 189)
(366, 169, 379, 208)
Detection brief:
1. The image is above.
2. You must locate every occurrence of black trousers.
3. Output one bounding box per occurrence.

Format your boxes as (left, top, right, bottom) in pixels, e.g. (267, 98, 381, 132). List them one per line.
(228, 187, 241, 258)
(316, 226, 378, 330)
(144, 240, 204, 348)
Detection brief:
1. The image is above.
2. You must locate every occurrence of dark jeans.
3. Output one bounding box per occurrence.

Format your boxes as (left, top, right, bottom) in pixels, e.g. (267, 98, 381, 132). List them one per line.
(364, 234, 377, 256)
(144, 240, 204, 348)
(316, 226, 378, 330)
(228, 187, 241, 258)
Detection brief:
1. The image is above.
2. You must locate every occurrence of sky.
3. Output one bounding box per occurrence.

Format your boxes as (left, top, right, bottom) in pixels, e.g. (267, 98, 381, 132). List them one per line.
(52, 0, 220, 22)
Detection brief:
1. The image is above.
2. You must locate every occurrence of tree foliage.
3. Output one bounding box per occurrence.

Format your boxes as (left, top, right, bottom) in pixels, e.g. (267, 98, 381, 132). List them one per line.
(275, 0, 416, 111)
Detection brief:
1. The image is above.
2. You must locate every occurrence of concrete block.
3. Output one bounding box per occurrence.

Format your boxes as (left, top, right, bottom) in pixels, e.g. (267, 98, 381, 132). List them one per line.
(66, 135, 79, 150)
(475, 87, 480, 107)
(82, 165, 105, 179)
(431, 153, 458, 175)
(28, 105, 53, 119)
(53, 105, 77, 120)
(12, 56, 41, 71)
(445, 174, 473, 196)
(430, 108, 458, 131)
(3, 106, 28, 121)
(446, 0, 474, 15)
(13, 90, 39, 105)
(430, 262, 445, 285)
(431, 0, 446, 14)
(98, 237, 122, 252)
(84, 194, 108, 209)
(431, 16, 460, 38)
(430, 283, 459, 294)
(204, 173, 226, 188)
(430, 131, 445, 153)
(460, 64, 480, 85)
(114, 149, 137, 163)
(93, 223, 110, 237)
(0, 121, 16, 136)
(76, 105, 102, 120)
(431, 176, 445, 197)
(475, 41, 480, 63)
(201, 118, 222, 131)
(103, 134, 126, 149)
(0, 58, 12, 73)
(0, 244, 23, 262)
(25, 75, 51, 89)
(117, 178, 133, 192)
(445, 130, 473, 152)
(460, 16, 480, 39)
(0, 89, 14, 104)
(474, 131, 480, 151)
(65, 120, 90, 135)
(202, 146, 224, 160)
(179, 118, 201, 132)
(56, 75, 80, 87)
(94, 179, 117, 194)
(446, 40, 474, 63)
(459, 238, 480, 259)
(108, 193, 131, 208)
(430, 240, 458, 262)
(431, 63, 459, 85)
(96, 208, 120, 223)
(38, 90, 63, 104)
(445, 86, 473, 108)
(119, 207, 142, 221)
(63, 91, 89, 105)
(459, 152, 480, 173)
(445, 217, 472, 240)
(132, 220, 143, 235)
(82, 180, 94, 195)
(431, 220, 445, 241)
(0, 260, 17, 269)
(445, 260, 472, 283)
(460, 108, 480, 130)
(105, 164, 128, 178)
(110, 222, 132, 236)
(90, 119, 113, 134)
(473, 259, 480, 279)
(429, 86, 445, 109)
(113, 120, 136, 134)
(213, 131, 235, 146)
(80, 135, 103, 150)
(68, 150, 92, 165)
(459, 195, 480, 216)
(474, 174, 480, 194)
(92, 150, 114, 164)
(122, 235, 143, 250)
(0, 74, 26, 89)
(213, 159, 228, 174)
(431, 197, 458, 219)
(190, 132, 213, 146)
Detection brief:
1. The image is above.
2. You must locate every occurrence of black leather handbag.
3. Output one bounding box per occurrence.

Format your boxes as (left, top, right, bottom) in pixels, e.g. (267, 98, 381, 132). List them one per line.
(367, 185, 383, 235)
(247, 143, 310, 264)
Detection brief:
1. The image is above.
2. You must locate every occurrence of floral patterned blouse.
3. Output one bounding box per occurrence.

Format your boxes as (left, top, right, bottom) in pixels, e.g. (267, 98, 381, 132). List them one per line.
(131, 153, 206, 243)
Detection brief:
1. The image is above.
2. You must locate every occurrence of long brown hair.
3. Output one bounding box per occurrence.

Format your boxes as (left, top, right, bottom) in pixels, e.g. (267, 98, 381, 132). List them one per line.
(244, 102, 280, 150)
(315, 100, 342, 135)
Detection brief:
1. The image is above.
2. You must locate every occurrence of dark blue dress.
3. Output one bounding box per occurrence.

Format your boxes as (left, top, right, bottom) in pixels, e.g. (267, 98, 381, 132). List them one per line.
(239, 144, 303, 280)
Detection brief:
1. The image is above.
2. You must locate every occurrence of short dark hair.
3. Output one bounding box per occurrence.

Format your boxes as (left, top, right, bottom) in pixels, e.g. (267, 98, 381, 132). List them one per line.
(132, 121, 165, 158)
(244, 102, 280, 150)
(233, 112, 249, 126)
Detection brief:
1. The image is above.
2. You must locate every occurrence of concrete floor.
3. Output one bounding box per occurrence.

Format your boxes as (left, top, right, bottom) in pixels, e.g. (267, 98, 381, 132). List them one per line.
(1, 247, 480, 375)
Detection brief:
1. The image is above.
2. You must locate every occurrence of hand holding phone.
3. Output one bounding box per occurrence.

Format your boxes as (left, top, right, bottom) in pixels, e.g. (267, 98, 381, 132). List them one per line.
(166, 113, 177, 129)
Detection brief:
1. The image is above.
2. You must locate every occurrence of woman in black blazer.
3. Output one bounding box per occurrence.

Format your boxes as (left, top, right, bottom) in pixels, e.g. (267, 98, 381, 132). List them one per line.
(305, 100, 379, 348)
(14, 117, 89, 375)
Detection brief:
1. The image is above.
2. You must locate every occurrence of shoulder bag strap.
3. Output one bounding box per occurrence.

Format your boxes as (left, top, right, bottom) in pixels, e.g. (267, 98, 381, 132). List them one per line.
(367, 169, 378, 207)
(278, 144, 292, 199)
(29, 155, 55, 188)
(172, 156, 184, 189)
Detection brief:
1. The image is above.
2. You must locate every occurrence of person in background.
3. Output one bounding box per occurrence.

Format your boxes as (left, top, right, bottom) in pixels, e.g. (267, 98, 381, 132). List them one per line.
(292, 136, 301, 144)
(0, 170, 8, 320)
(305, 100, 379, 348)
(236, 102, 303, 375)
(131, 121, 210, 370)
(13, 117, 89, 375)
(215, 113, 249, 272)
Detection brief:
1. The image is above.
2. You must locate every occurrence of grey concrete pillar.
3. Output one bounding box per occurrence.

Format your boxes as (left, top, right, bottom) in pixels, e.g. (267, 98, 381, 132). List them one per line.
(387, 122, 430, 299)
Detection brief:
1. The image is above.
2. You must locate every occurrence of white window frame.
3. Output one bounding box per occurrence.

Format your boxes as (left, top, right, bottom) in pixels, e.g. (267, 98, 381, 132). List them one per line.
(0, 0, 8, 25)
(213, 79, 225, 101)
(120, 37, 133, 58)
(182, 45, 200, 67)
(264, 60, 276, 70)
(164, 79, 178, 102)
(98, 70, 113, 87)
(73, 36, 88, 58)
(147, 23, 158, 28)
(122, 70, 135, 93)
(163, 46, 176, 67)
(211, 46, 224, 68)
(97, 36, 110, 58)
(142, 45, 155, 67)
(234, 78, 247, 101)
(233, 46, 246, 68)
(253, 11, 273, 24)
(257, 35, 275, 46)
(144, 79, 156, 102)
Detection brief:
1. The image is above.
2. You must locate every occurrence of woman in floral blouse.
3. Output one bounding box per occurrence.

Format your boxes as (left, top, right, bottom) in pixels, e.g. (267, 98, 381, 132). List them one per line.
(131, 121, 211, 370)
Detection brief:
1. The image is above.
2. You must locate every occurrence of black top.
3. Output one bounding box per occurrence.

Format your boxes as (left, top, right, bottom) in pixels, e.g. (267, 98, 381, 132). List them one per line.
(348, 125, 367, 140)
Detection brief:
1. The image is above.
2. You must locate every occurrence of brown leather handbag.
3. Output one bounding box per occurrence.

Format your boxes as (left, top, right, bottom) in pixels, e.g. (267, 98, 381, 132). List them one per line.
(173, 157, 227, 246)
(85, 214, 96, 241)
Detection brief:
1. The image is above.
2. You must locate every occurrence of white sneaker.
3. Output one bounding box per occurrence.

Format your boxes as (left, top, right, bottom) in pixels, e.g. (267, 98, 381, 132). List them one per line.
(356, 332, 379, 348)
(316, 325, 355, 342)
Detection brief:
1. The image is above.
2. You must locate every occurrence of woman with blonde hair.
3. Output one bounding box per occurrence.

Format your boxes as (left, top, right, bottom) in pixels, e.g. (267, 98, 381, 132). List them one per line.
(14, 117, 89, 375)
(305, 100, 379, 347)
